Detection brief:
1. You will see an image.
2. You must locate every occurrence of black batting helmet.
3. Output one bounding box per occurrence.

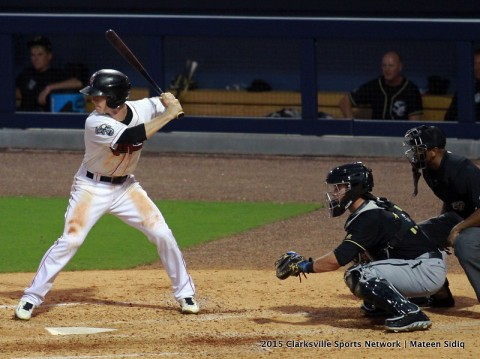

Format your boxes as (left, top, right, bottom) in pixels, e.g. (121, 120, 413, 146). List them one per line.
(325, 162, 374, 217)
(80, 69, 131, 108)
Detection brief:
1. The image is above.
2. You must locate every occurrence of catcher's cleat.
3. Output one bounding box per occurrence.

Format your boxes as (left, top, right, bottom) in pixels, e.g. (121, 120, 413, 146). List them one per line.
(360, 301, 388, 317)
(410, 279, 455, 308)
(384, 310, 432, 332)
(15, 300, 35, 320)
(179, 297, 200, 314)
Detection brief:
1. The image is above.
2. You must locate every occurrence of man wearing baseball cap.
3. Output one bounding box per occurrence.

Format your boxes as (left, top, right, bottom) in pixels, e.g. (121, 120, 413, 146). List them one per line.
(15, 35, 83, 111)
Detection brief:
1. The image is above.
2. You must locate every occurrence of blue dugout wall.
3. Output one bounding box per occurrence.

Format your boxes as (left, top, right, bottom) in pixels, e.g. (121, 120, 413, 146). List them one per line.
(0, 14, 479, 139)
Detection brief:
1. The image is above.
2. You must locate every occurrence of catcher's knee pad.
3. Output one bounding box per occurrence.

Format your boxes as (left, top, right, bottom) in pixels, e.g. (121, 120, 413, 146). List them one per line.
(344, 265, 363, 296)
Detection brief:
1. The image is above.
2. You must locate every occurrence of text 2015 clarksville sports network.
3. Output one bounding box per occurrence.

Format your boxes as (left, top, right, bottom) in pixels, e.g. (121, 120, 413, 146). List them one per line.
(260, 339, 465, 349)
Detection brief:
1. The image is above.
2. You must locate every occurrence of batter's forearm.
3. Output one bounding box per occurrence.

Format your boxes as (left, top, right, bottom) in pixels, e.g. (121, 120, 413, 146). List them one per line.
(144, 113, 176, 139)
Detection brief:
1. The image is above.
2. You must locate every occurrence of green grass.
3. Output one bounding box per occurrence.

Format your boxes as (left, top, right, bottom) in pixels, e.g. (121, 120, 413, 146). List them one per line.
(0, 197, 321, 272)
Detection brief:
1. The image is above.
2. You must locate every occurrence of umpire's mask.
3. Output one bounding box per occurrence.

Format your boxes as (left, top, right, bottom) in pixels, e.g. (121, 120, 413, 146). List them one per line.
(404, 125, 446, 170)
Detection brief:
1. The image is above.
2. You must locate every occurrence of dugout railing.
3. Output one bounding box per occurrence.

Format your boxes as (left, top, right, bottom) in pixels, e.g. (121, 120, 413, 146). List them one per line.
(0, 14, 479, 139)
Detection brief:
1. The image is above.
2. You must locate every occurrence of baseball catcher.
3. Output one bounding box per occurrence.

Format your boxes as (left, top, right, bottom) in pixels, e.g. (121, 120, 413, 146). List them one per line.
(275, 162, 447, 333)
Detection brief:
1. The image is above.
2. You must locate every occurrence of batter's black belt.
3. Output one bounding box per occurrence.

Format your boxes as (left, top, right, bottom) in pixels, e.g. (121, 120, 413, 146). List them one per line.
(86, 171, 128, 184)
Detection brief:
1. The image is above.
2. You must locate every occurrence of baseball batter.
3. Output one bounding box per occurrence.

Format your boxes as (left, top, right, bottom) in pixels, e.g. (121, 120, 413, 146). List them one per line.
(275, 162, 446, 332)
(15, 69, 199, 320)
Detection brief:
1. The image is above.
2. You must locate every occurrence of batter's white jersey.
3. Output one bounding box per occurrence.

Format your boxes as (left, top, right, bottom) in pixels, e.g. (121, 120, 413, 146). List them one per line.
(20, 96, 196, 309)
(83, 97, 164, 176)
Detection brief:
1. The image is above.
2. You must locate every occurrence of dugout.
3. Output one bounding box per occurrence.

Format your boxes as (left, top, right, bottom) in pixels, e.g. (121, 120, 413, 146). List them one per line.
(0, 13, 479, 140)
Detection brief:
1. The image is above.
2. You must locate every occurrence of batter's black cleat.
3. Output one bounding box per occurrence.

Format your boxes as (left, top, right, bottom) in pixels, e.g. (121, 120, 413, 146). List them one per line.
(360, 301, 388, 317)
(385, 310, 432, 332)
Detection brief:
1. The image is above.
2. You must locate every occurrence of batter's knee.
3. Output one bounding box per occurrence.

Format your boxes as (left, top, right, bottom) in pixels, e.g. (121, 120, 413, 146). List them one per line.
(148, 226, 177, 248)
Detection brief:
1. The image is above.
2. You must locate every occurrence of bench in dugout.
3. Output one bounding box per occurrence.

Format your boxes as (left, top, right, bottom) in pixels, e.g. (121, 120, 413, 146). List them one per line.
(176, 89, 453, 121)
(83, 88, 453, 120)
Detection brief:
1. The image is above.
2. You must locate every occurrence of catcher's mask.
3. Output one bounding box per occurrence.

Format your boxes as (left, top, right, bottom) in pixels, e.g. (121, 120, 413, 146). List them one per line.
(80, 69, 131, 108)
(403, 125, 446, 170)
(325, 162, 374, 217)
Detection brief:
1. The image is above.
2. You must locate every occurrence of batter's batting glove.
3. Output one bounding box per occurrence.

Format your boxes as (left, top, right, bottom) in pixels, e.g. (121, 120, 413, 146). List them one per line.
(275, 251, 314, 281)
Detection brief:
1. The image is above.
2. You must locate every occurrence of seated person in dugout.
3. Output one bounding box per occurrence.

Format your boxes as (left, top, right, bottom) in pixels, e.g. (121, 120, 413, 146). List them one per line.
(15, 35, 83, 112)
(444, 49, 480, 121)
(275, 162, 446, 332)
(339, 51, 423, 120)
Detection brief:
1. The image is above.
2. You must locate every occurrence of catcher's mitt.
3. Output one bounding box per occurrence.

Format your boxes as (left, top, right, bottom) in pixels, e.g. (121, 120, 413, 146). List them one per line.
(275, 251, 313, 280)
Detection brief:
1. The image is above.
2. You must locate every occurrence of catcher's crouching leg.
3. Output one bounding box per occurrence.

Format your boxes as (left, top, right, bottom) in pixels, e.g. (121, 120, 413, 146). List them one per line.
(344, 265, 431, 332)
(344, 265, 418, 317)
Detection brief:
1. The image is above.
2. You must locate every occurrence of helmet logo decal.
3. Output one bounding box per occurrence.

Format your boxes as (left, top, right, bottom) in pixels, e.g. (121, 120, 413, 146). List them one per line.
(95, 124, 114, 136)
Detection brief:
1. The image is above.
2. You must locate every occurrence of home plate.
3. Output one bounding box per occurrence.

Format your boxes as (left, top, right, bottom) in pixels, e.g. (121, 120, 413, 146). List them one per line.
(45, 327, 117, 335)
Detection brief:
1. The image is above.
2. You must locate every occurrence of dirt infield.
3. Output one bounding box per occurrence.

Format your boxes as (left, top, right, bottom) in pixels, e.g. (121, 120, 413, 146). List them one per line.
(1, 150, 479, 358)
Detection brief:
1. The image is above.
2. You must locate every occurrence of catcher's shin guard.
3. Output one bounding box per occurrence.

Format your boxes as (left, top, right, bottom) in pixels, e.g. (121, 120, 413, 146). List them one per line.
(344, 268, 418, 316)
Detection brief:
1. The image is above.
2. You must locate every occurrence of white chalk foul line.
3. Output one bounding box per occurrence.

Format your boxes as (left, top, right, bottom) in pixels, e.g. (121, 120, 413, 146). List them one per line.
(45, 327, 118, 336)
(1, 302, 83, 309)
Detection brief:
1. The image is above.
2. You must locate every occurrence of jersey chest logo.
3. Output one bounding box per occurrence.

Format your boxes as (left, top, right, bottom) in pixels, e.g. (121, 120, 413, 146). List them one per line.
(95, 124, 115, 136)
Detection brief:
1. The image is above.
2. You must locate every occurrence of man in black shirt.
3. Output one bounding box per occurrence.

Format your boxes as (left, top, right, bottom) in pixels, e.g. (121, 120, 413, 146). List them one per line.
(277, 162, 446, 332)
(15, 36, 83, 112)
(404, 125, 480, 303)
(339, 51, 423, 120)
(444, 49, 480, 122)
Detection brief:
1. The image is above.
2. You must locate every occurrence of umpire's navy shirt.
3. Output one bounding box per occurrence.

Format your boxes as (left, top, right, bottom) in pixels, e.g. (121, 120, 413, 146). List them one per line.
(334, 200, 437, 266)
(423, 152, 480, 219)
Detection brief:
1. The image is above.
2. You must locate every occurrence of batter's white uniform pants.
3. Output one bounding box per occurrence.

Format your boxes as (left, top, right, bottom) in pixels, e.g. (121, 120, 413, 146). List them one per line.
(21, 169, 196, 306)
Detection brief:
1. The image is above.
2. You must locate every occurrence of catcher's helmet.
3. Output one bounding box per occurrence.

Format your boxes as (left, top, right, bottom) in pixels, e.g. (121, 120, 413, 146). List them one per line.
(325, 162, 374, 217)
(404, 125, 446, 170)
(80, 69, 131, 108)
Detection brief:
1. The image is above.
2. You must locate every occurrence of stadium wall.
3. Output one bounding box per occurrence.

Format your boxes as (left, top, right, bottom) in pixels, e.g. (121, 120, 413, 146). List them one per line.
(2, 128, 480, 158)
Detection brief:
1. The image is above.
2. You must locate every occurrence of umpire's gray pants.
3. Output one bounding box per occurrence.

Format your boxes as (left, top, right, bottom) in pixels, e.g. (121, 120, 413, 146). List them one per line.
(419, 212, 480, 302)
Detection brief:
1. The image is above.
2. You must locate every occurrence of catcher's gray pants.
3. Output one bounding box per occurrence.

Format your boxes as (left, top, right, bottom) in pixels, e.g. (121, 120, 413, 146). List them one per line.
(347, 253, 446, 298)
(419, 212, 480, 302)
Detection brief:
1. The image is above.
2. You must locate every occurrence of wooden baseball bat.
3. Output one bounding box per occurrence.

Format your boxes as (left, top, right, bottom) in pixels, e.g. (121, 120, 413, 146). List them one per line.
(105, 29, 184, 118)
